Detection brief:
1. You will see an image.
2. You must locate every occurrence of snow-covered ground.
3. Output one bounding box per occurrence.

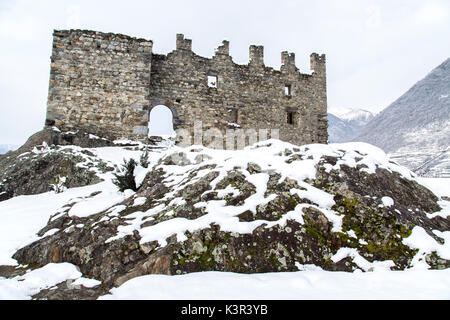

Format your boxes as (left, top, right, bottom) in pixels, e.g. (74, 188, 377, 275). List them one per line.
(0, 141, 449, 300)
(99, 268, 450, 300)
(1, 262, 449, 300)
(417, 177, 450, 198)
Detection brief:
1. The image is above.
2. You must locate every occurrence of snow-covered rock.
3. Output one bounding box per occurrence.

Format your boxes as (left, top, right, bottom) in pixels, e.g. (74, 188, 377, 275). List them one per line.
(1, 138, 447, 301)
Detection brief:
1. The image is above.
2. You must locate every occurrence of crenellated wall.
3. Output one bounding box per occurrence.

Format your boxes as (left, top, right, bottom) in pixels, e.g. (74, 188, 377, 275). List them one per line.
(45, 30, 328, 146)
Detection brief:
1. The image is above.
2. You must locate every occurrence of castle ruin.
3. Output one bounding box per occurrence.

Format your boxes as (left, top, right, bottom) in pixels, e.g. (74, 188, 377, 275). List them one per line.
(45, 30, 328, 147)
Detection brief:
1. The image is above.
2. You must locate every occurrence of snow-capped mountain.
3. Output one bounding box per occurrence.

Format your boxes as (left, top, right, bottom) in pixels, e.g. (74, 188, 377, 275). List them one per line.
(330, 108, 375, 126)
(327, 108, 374, 143)
(353, 58, 450, 178)
(0, 144, 18, 155)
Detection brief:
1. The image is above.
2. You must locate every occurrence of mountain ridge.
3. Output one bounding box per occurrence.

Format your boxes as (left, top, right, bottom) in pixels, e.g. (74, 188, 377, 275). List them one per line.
(327, 108, 374, 143)
(349, 58, 450, 177)
(354, 58, 450, 153)
(0, 144, 19, 155)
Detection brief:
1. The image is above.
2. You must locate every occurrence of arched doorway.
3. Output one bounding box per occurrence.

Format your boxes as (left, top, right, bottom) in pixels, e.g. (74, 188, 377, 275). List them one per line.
(148, 105, 175, 137)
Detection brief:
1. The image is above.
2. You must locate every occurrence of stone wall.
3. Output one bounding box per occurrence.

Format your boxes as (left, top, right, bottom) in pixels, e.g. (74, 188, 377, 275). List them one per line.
(45, 30, 328, 146)
(46, 30, 153, 139)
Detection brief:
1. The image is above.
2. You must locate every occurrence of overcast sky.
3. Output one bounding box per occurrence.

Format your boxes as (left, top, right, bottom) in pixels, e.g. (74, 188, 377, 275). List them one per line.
(0, 0, 449, 145)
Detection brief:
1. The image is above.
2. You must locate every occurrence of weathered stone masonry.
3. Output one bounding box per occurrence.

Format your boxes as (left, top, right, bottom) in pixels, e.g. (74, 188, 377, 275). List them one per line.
(45, 30, 328, 146)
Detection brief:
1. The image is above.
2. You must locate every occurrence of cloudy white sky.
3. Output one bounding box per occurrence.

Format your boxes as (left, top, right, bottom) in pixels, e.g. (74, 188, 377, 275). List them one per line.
(0, 0, 449, 145)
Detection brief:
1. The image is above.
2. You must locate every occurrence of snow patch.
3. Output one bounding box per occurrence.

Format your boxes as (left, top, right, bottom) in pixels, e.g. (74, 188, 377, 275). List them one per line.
(331, 247, 395, 271)
(68, 186, 134, 218)
(402, 227, 450, 269)
(0, 263, 82, 299)
(71, 277, 102, 288)
(381, 196, 394, 207)
(133, 197, 147, 207)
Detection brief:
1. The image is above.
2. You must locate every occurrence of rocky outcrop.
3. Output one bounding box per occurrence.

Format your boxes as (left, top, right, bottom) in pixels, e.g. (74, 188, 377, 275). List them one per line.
(10, 141, 450, 296)
(0, 150, 109, 202)
(0, 128, 166, 202)
(0, 128, 113, 201)
(15, 127, 115, 154)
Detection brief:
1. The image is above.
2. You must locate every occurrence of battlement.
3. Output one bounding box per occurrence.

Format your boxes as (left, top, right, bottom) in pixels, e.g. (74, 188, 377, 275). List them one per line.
(310, 53, 326, 74)
(176, 33, 192, 51)
(249, 45, 264, 67)
(281, 51, 296, 66)
(45, 30, 328, 146)
(215, 40, 230, 56)
(311, 52, 326, 63)
(281, 51, 297, 73)
(168, 32, 322, 76)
